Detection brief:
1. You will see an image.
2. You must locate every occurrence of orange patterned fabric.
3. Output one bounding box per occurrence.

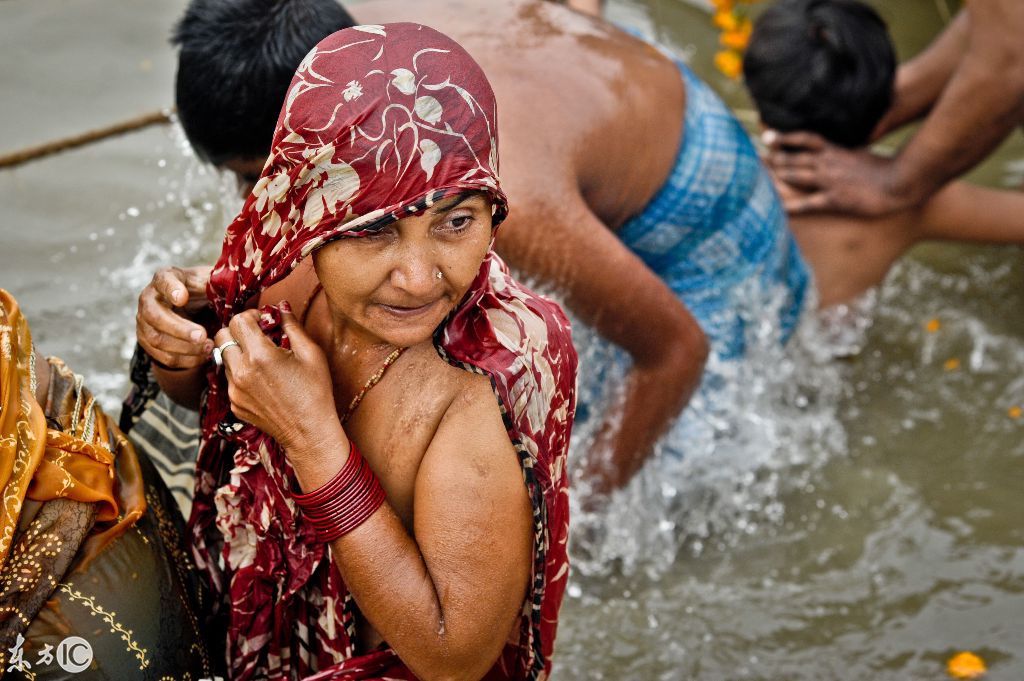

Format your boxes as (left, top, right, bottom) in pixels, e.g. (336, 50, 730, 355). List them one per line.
(0, 289, 143, 567)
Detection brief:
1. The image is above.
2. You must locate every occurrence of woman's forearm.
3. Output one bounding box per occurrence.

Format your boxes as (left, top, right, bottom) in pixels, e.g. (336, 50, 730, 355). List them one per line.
(33, 349, 51, 406)
(287, 434, 509, 681)
(153, 363, 207, 410)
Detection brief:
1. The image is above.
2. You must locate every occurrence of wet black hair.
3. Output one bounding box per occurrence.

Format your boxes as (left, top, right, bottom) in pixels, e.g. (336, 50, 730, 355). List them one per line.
(171, 0, 356, 165)
(743, 0, 896, 148)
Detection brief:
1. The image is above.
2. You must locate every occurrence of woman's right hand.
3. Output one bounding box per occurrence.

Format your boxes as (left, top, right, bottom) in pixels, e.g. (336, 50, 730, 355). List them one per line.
(136, 266, 214, 370)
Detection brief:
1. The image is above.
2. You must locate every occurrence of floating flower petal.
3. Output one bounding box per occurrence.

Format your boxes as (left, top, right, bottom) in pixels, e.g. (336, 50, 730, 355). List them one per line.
(947, 651, 986, 679)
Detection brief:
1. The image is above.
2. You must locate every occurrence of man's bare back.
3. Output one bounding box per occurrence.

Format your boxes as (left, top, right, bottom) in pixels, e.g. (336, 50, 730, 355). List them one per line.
(353, 0, 707, 494)
(354, 0, 684, 231)
(166, 0, 805, 494)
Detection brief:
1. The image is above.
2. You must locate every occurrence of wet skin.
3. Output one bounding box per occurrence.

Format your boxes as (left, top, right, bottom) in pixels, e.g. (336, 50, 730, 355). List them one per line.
(765, 1, 1024, 216)
(214, 0, 704, 495)
(149, 195, 533, 677)
(349, 0, 706, 494)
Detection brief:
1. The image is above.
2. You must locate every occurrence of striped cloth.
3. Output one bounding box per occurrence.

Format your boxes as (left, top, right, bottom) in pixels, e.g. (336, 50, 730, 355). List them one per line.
(120, 350, 200, 518)
(617, 56, 809, 359)
(126, 391, 200, 517)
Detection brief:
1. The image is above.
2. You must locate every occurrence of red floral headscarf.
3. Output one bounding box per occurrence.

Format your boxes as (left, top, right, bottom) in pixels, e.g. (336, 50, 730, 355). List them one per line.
(190, 23, 577, 681)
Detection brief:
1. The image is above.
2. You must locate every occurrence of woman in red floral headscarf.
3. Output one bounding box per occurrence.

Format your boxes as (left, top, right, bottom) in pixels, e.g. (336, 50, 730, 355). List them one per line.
(143, 23, 577, 681)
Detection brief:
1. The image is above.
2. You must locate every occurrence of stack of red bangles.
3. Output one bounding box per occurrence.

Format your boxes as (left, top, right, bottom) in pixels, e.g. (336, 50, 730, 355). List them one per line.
(292, 440, 387, 543)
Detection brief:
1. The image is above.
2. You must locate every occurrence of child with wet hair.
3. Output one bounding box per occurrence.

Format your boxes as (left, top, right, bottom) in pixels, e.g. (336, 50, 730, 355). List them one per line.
(741, 0, 1024, 312)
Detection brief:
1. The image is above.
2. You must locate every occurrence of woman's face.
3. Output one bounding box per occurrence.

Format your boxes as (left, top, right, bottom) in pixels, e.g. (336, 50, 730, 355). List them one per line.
(312, 193, 494, 348)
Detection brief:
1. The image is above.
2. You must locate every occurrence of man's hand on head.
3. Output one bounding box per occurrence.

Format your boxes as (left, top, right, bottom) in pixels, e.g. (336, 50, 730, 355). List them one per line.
(762, 130, 915, 217)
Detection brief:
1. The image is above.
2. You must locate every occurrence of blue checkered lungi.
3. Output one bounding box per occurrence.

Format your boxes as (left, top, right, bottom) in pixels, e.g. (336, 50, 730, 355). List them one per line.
(618, 60, 809, 359)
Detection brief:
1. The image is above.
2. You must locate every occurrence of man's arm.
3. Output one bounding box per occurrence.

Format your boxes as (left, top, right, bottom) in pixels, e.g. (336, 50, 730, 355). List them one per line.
(495, 192, 708, 495)
(873, 10, 970, 139)
(768, 0, 1024, 217)
(889, 0, 1024, 203)
(914, 180, 1024, 243)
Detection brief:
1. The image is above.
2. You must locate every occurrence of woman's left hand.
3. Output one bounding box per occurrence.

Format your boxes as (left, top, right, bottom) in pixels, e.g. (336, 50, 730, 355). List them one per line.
(214, 305, 343, 455)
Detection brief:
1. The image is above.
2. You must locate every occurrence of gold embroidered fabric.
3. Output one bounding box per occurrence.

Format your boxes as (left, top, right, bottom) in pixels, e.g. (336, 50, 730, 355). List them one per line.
(0, 289, 150, 673)
(0, 289, 144, 568)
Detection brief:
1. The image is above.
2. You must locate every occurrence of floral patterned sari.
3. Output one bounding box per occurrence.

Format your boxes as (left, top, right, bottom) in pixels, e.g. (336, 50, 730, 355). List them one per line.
(189, 23, 577, 681)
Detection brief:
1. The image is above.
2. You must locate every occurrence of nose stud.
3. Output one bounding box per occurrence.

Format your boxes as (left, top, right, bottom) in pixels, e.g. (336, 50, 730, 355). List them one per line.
(435, 270, 443, 280)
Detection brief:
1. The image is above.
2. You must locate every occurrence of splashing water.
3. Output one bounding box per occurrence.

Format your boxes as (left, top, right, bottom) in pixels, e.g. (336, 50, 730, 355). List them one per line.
(89, 119, 241, 413)
(564, 274, 849, 581)
(553, 246, 1024, 679)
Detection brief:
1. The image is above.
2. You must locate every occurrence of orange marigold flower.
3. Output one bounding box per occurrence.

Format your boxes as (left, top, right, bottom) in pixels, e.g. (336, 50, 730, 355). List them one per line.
(947, 651, 987, 679)
(714, 50, 743, 80)
(943, 357, 961, 371)
(925, 318, 941, 333)
(1009, 406, 1022, 419)
(713, 9, 739, 31)
(711, 0, 735, 10)
(720, 19, 753, 50)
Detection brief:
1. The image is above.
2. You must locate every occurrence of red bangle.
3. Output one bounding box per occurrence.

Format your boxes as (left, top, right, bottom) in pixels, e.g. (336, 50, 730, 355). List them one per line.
(293, 440, 386, 543)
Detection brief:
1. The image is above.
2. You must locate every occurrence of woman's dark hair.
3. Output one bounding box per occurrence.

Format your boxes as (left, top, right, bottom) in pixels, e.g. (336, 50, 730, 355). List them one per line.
(172, 0, 356, 165)
(743, 0, 896, 148)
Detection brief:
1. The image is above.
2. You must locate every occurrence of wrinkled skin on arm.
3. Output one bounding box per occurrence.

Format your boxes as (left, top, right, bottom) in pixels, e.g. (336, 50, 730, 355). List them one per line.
(766, 0, 1024, 217)
(562, 0, 602, 17)
(212, 309, 532, 681)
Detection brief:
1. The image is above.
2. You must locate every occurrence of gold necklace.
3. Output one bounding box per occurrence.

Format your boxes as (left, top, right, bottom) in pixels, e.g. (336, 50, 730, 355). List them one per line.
(339, 347, 406, 424)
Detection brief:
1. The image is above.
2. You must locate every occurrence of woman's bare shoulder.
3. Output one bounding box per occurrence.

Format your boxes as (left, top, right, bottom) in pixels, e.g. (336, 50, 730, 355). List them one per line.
(399, 343, 510, 445)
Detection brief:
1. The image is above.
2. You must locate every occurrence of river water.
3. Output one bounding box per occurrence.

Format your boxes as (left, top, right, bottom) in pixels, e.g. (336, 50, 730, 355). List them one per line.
(1, 1, 1021, 679)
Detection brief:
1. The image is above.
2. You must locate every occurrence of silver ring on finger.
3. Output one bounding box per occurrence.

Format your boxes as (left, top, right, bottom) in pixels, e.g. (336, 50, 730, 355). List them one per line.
(213, 339, 241, 367)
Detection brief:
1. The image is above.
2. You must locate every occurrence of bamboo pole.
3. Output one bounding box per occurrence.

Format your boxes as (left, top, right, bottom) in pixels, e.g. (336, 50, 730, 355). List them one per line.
(0, 109, 174, 169)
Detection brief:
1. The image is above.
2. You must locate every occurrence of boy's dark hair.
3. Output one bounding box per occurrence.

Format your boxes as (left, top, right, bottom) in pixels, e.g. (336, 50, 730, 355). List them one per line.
(172, 0, 356, 165)
(743, 0, 896, 148)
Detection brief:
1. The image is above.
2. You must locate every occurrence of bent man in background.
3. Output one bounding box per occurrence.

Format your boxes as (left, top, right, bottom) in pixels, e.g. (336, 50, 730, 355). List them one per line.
(132, 0, 810, 499)
(745, 0, 1024, 312)
(764, 0, 1024, 216)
